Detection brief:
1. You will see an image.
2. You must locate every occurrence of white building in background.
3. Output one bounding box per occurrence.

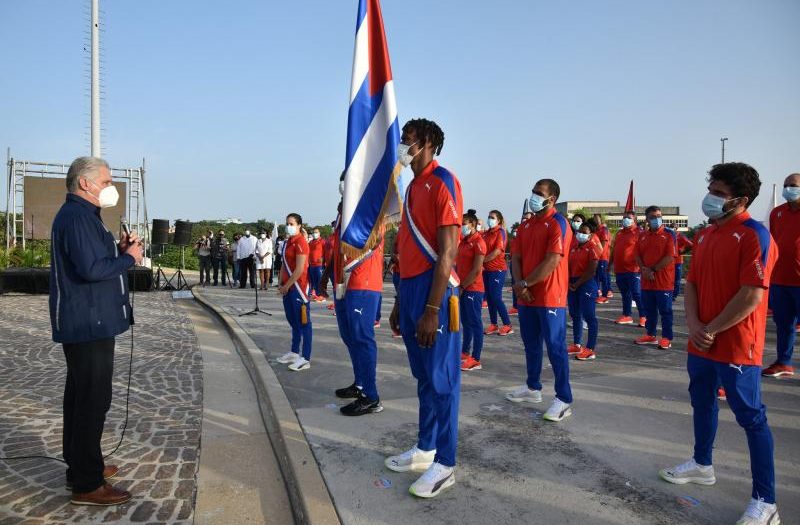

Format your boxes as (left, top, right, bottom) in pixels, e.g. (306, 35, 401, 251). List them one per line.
(555, 201, 689, 231)
(215, 218, 242, 225)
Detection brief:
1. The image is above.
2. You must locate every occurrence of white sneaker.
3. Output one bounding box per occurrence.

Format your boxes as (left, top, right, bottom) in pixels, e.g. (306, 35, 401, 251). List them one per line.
(505, 385, 542, 404)
(288, 357, 310, 371)
(384, 445, 436, 473)
(409, 462, 455, 498)
(658, 458, 716, 485)
(736, 498, 780, 525)
(542, 397, 572, 422)
(276, 352, 297, 364)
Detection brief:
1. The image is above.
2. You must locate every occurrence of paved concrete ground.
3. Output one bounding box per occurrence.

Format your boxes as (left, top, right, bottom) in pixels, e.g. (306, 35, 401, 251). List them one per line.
(181, 299, 293, 525)
(0, 291, 202, 524)
(201, 283, 800, 525)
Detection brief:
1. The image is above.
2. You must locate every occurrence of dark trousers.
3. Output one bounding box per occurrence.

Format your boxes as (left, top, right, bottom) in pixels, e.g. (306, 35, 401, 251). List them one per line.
(62, 337, 115, 494)
(238, 257, 256, 288)
(198, 255, 212, 283)
(213, 258, 228, 285)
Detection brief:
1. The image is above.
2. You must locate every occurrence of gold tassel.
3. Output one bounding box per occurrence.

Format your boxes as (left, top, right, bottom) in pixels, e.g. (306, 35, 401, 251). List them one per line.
(340, 163, 404, 260)
(449, 294, 460, 333)
(301, 304, 308, 325)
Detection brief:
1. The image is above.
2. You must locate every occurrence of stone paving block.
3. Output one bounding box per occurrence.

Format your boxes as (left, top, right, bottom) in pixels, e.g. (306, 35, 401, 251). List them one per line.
(0, 293, 202, 524)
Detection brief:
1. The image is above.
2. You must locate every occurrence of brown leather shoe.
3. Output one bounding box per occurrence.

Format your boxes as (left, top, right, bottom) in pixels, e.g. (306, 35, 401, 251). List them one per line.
(71, 482, 131, 506)
(65, 465, 120, 491)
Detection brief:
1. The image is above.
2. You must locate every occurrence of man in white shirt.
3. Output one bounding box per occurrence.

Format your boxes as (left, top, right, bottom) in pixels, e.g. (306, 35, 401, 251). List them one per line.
(236, 230, 258, 289)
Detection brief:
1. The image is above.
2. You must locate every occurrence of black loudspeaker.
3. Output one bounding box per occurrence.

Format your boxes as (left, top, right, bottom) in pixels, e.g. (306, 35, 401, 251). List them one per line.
(173, 220, 193, 246)
(127, 266, 153, 291)
(0, 268, 50, 294)
(152, 219, 170, 245)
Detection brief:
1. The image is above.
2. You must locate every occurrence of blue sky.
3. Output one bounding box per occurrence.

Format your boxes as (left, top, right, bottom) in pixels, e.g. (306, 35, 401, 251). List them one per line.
(1, 0, 798, 227)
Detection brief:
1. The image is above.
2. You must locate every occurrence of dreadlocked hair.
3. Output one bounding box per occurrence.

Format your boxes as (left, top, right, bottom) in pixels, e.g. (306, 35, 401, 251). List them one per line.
(402, 118, 445, 156)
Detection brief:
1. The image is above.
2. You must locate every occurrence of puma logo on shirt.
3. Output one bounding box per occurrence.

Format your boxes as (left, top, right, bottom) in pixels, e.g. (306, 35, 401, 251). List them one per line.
(353, 308, 363, 315)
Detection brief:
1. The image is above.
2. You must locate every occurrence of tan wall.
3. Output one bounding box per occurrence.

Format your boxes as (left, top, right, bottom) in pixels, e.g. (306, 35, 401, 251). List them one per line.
(23, 177, 127, 240)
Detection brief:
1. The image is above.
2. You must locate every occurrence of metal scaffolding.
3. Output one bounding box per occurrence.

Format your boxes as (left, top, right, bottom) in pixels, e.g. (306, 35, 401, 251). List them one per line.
(5, 149, 149, 258)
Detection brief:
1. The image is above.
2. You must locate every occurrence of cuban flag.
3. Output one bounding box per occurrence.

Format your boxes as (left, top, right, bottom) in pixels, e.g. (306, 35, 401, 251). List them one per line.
(339, 0, 404, 256)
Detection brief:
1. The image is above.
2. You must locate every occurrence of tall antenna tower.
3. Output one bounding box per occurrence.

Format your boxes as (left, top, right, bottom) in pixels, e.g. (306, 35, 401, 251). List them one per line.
(90, 0, 101, 157)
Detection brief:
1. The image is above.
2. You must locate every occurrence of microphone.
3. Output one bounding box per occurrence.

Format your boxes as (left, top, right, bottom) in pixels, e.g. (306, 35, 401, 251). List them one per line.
(120, 218, 131, 238)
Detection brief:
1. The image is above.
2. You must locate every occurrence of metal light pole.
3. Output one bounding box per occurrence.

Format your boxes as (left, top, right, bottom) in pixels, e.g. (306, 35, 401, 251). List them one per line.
(90, 0, 101, 157)
(720, 137, 728, 163)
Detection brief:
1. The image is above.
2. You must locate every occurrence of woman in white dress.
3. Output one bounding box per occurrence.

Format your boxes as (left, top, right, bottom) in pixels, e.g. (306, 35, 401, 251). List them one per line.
(255, 231, 274, 290)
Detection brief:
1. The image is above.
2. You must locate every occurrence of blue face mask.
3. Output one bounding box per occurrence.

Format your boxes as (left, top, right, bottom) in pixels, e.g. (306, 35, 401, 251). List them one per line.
(461, 225, 472, 237)
(487, 218, 498, 228)
(571, 220, 582, 231)
(701, 193, 730, 220)
(622, 217, 634, 228)
(576, 232, 590, 244)
(648, 217, 662, 229)
(529, 193, 548, 213)
(286, 225, 298, 236)
(783, 186, 800, 203)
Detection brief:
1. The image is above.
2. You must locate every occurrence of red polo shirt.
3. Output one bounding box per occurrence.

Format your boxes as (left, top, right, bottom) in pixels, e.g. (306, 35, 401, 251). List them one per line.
(457, 232, 487, 292)
(687, 212, 777, 366)
(309, 238, 325, 267)
(674, 232, 693, 265)
(396, 160, 464, 279)
(769, 202, 800, 286)
(597, 224, 611, 261)
(281, 234, 310, 291)
(637, 226, 676, 291)
(482, 226, 508, 272)
(612, 226, 642, 274)
(329, 227, 384, 292)
(569, 238, 600, 278)
(516, 208, 572, 307)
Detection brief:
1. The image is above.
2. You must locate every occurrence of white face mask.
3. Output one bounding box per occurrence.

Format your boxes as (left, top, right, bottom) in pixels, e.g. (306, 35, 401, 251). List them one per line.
(260, 233, 266, 239)
(245, 230, 251, 237)
(87, 178, 119, 208)
(397, 142, 419, 168)
(313, 232, 320, 240)
(339, 181, 345, 196)
(286, 225, 298, 237)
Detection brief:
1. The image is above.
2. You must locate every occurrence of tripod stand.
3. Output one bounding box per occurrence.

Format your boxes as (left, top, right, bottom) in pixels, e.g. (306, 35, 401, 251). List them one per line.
(240, 254, 272, 317)
(166, 246, 189, 291)
(152, 245, 171, 290)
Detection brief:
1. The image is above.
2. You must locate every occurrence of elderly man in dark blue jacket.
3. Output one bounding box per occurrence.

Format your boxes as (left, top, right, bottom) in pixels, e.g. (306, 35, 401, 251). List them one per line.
(50, 156, 142, 506)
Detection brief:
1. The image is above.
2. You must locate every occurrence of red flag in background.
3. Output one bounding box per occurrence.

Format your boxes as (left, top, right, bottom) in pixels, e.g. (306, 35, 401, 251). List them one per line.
(624, 180, 635, 213)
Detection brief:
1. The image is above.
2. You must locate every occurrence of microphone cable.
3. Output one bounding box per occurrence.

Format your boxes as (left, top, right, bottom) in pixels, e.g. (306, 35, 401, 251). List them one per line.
(0, 232, 138, 465)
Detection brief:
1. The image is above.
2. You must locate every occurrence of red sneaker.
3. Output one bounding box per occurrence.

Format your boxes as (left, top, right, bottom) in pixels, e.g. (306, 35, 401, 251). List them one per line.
(634, 335, 658, 345)
(374, 321, 381, 328)
(498, 325, 514, 336)
(615, 316, 634, 325)
(484, 324, 499, 335)
(461, 356, 482, 371)
(658, 338, 672, 349)
(606, 291, 614, 298)
(567, 343, 582, 355)
(509, 307, 519, 315)
(482, 300, 488, 309)
(595, 297, 609, 304)
(717, 387, 727, 401)
(761, 363, 795, 378)
(327, 303, 335, 310)
(575, 348, 596, 361)
(461, 352, 469, 361)
(638, 317, 647, 327)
